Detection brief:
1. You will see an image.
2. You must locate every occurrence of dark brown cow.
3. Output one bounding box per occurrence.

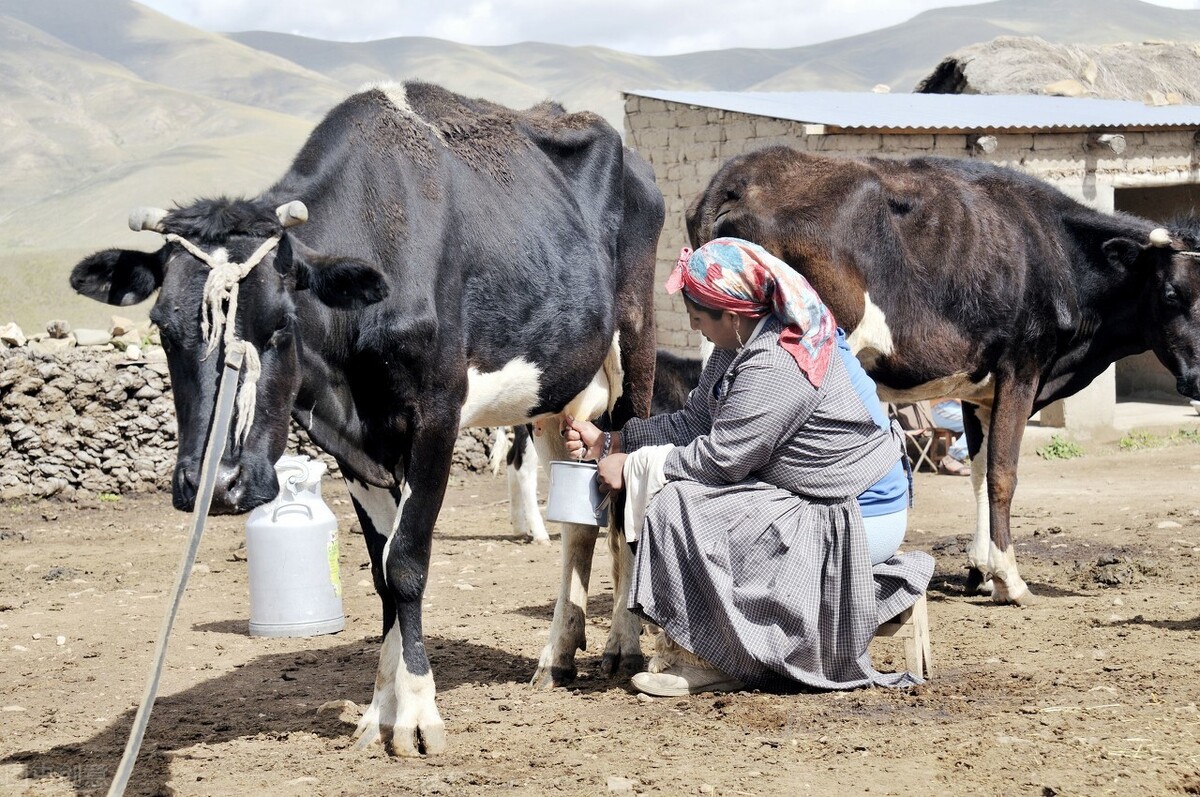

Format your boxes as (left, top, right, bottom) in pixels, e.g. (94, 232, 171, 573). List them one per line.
(687, 145, 1200, 605)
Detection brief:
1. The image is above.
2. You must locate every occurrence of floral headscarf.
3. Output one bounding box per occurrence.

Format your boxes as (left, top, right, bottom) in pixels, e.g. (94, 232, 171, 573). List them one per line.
(666, 237, 838, 388)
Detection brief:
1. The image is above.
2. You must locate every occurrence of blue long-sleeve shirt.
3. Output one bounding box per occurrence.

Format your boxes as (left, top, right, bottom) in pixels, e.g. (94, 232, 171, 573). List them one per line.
(836, 330, 909, 517)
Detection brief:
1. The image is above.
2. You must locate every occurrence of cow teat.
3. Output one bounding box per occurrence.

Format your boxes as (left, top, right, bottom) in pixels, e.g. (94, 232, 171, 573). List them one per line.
(276, 201, 308, 228)
(1149, 227, 1172, 248)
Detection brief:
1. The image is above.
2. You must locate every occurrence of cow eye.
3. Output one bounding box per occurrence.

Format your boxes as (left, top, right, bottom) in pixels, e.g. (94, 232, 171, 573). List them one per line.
(267, 315, 294, 349)
(1162, 283, 1182, 307)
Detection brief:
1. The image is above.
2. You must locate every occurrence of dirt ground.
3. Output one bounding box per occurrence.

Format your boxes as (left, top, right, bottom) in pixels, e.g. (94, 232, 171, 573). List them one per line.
(1, 436, 1199, 797)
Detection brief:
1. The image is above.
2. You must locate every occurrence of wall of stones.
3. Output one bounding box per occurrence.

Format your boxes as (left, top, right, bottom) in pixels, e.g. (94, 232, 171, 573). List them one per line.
(624, 93, 1200, 356)
(0, 341, 500, 503)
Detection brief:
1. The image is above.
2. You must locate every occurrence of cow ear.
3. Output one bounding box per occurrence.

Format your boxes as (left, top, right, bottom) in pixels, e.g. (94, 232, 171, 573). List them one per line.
(1101, 237, 1144, 269)
(301, 258, 389, 309)
(69, 248, 164, 306)
(276, 234, 388, 309)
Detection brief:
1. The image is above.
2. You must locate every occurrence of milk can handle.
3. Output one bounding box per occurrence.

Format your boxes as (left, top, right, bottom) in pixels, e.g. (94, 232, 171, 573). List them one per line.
(272, 502, 314, 522)
(275, 461, 310, 492)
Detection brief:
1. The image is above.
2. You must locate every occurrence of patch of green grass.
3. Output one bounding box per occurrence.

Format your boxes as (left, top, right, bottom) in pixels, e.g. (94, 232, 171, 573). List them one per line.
(1119, 431, 1164, 451)
(1170, 427, 1200, 444)
(98, 493, 121, 503)
(1117, 427, 1200, 451)
(1036, 434, 1084, 460)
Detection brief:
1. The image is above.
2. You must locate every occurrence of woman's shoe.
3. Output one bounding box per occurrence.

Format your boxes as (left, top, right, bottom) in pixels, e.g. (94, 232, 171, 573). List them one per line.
(630, 664, 745, 697)
(938, 455, 971, 477)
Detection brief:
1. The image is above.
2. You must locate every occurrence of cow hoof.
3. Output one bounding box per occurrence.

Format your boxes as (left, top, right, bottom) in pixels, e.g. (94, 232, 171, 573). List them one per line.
(353, 719, 446, 756)
(528, 535, 551, 546)
(530, 663, 577, 690)
(599, 652, 645, 678)
(992, 584, 1038, 607)
(351, 721, 381, 750)
(388, 722, 446, 757)
(965, 568, 995, 595)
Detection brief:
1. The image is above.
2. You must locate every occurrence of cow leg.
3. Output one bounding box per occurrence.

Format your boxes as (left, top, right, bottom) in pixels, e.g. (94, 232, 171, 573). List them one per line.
(345, 416, 455, 755)
(343, 479, 416, 750)
(963, 404, 993, 595)
(979, 381, 1036, 606)
(964, 447, 995, 595)
(598, 516, 644, 677)
(508, 425, 549, 544)
(529, 419, 600, 688)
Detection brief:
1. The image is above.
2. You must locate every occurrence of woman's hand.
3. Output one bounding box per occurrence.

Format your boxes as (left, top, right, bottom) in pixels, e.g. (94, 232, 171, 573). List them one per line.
(561, 416, 603, 460)
(597, 452, 627, 493)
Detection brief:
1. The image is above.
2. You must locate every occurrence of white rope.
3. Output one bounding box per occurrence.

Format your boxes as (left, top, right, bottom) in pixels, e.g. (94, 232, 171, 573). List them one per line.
(232, 341, 261, 446)
(164, 233, 278, 446)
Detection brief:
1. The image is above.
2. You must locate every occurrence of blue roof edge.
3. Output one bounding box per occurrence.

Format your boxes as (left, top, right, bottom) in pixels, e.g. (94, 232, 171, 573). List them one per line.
(623, 89, 1200, 132)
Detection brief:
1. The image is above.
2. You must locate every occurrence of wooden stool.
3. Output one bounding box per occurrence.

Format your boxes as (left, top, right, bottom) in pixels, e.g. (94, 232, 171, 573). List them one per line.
(875, 593, 932, 679)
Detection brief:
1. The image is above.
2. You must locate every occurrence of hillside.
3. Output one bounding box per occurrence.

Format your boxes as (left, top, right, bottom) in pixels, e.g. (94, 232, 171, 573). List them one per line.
(3, 0, 1200, 330)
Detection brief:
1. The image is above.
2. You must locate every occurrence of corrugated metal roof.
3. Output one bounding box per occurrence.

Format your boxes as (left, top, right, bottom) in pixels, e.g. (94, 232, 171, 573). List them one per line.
(624, 90, 1200, 132)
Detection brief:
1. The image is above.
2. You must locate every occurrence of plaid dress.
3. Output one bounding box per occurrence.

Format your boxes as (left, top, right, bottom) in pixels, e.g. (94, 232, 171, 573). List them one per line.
(622, 318, 933, 689)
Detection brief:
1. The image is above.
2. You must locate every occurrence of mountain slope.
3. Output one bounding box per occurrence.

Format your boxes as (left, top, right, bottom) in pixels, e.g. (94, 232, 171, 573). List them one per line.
(5, 0, 1200, 331)
(0, 0, 346, 120)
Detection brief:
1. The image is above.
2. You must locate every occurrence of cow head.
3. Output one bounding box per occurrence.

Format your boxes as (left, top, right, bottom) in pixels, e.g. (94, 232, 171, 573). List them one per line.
(1103, 226, 1200, 400)
(69, 197, 388, 514)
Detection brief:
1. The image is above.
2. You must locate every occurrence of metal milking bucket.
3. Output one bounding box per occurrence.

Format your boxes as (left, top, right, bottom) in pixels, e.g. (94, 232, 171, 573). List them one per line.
(244, 455, 345, 637)
(545, 460, 610, 527)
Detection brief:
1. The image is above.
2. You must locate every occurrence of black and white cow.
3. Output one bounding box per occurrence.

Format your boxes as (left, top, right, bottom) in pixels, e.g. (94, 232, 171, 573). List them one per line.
(494, 349, 704, 543)
(69, 82, 664, 755)
(687, 145, 1200, 607)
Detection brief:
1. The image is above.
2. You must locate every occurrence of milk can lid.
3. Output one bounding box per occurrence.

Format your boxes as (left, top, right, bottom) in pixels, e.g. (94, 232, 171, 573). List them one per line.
(273, 454, 327, 496)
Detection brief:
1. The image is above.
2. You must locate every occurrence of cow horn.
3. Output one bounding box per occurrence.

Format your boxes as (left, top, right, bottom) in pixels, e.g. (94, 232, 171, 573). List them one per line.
(275, 200, 309, 228)
(128, 207, 168, 233)
(1149, 227, 1172, 247)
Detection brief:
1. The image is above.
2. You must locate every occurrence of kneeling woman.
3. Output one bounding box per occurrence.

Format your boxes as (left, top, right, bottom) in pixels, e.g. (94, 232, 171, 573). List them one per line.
(566, 238, 932, 696)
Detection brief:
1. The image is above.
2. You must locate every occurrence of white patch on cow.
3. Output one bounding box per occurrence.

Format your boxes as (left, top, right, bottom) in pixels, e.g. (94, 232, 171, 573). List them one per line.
(698, 337, 714, 370)
(344, 479, 410, 589)
(563, 332, 623, 423)
(508, 435, 549, 544)
(392, 648, 444, 756)
(380, 484, 413, 588)
(366, 81, 447, 144)
(874, 372, 995, 404)
(352, 623, 400, 749)
(459, 359, 543, 428)
(846, 292, 895, 370)
(352, 618, 445, 756)
(966, 433, 993, 588)
(489, 427, 511, 476)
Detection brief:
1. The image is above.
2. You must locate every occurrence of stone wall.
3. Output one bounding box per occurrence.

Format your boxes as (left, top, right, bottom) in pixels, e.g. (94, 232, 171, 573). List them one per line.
(0, 342, 500, 503)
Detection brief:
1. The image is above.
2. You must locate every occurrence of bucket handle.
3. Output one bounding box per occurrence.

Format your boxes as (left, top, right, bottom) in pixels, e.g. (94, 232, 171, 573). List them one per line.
(272, 502, 314, 522)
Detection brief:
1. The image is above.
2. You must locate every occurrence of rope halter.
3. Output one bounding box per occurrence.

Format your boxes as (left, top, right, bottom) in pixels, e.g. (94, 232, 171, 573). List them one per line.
(129, 200, 308, 448)
(163, 233, 278, 446)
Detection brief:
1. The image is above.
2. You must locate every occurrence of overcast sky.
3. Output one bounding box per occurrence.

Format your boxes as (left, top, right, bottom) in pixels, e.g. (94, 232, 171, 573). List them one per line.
(136, 0, 1200, 55)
